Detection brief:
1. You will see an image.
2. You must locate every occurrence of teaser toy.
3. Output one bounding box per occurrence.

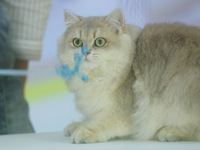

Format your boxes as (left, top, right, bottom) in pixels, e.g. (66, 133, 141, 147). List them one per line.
(56, 44, 89, 82)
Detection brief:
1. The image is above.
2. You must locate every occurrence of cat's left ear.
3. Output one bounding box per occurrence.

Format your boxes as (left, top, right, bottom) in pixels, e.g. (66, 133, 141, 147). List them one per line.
(105, 8, 125, 33)
(64, 10, 81, 27)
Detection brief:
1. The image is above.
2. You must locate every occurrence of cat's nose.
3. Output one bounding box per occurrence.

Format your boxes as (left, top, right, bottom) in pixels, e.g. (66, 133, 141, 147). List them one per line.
(86, 51, 91, 55)
(86, 50, 91, 55)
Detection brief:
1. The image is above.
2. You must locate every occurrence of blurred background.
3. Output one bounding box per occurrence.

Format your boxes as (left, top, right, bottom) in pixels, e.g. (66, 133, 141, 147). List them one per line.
(25, 0, 200, 133)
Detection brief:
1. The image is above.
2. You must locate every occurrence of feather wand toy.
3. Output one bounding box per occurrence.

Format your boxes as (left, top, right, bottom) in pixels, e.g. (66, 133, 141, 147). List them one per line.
(56, 44, 89, 82)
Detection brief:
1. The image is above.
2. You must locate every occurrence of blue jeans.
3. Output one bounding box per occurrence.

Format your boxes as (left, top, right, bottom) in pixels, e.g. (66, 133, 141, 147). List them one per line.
(0, 2, 34, 134)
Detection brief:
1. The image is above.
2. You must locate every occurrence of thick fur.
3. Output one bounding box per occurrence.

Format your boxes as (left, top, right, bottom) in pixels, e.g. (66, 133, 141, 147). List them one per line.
(133, 23, 200, 141)
(58, 9, 141, 143)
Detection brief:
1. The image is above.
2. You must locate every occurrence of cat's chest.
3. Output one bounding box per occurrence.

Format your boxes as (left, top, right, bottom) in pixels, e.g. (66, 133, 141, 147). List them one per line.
(73, 80, 113, 116)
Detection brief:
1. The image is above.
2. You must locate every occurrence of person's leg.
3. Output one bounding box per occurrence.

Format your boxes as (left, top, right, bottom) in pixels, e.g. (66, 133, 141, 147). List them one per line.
(0, 78, 7, 134)
(0, 2, 34, 134)
(4, 76, 34, 134)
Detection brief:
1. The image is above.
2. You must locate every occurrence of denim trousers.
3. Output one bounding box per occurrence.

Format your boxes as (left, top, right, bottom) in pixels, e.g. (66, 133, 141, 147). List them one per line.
(0, 2, 34, 134)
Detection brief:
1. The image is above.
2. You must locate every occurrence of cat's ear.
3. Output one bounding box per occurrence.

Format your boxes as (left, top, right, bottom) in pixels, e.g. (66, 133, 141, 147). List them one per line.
(105, 9, 125, 32)
(64, 10, 81, 27)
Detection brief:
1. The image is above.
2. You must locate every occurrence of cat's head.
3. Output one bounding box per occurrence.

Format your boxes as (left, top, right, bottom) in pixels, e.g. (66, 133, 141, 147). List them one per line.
(58, 9, 134, 81)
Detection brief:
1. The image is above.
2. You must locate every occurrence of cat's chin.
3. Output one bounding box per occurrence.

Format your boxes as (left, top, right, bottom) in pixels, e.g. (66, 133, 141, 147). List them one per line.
(82, 61, 95, 70)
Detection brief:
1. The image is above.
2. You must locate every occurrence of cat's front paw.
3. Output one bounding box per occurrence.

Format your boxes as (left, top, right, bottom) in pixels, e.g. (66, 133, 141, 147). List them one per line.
(71, 126, 105, 144)
(156, 126, 190, 142)
(64, 122, 80, 137)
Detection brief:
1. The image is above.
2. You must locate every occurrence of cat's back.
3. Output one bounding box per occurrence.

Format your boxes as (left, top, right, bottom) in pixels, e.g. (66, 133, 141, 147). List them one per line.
(136, 23, 200, 70)
(134, 23, 200, 101)
(133, 23, 200, 141)
(141, 23, 200, 38)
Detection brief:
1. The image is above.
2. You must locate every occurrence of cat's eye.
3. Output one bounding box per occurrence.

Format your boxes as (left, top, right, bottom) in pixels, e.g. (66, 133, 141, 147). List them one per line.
(94, 37, 106, 47)
(73, 38, 83, 47)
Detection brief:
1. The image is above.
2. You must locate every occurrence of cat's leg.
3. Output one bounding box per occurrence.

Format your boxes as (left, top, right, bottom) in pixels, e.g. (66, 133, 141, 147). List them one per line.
(69, 116, 132, 143)
(71, 125, 101, 143)
(64, 122, 81, 137)
(155, 126, 194, 142)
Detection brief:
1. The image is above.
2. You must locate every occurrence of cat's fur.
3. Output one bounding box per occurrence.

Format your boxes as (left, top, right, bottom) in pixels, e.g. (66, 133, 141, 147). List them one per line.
(133, 23, 200, 141)
(58, 9, 200, 143)
(58, 9, 141, 143)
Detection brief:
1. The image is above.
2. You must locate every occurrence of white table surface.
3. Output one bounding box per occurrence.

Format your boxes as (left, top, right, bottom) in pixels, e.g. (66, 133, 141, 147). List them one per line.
(0, 132, 200, 150)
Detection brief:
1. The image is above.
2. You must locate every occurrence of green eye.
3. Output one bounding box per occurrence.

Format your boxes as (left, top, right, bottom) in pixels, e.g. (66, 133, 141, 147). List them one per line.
(73, 38, 83, 47)
(95, 37, 106, 47)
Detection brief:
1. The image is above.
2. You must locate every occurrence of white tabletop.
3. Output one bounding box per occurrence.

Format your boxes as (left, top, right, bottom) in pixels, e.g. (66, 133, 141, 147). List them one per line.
(0, 132, 200, 150)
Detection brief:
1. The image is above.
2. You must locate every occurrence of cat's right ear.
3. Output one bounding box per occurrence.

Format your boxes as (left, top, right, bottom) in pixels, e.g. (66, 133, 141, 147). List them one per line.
(64, 10, 81, 27)
(105, 8, 125, 33)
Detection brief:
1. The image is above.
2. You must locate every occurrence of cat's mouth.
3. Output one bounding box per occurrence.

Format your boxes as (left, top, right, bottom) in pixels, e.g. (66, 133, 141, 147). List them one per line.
(84, 56, 91, 62)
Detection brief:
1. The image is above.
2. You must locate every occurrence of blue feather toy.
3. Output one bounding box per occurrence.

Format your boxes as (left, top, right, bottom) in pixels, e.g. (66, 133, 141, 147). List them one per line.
(56, 44, 89, 82)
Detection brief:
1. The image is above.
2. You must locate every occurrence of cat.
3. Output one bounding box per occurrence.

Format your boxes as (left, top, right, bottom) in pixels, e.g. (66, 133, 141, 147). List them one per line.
(58, 8, 200, 143)
(133, 23, 200, 141)
(57, 9, 141, 143)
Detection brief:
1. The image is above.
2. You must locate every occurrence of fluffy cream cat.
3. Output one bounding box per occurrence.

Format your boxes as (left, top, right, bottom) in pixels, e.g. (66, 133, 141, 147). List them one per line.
(58, 9, 141, 143)
(58, 8, 200, 143)
(133, 23, 200, 141)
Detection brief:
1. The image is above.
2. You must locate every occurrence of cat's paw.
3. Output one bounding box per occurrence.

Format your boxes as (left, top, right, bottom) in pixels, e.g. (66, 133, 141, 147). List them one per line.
(64, 122, 80, 137)
(156, 126, 189, 142)
(71, 126, 105, 144)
